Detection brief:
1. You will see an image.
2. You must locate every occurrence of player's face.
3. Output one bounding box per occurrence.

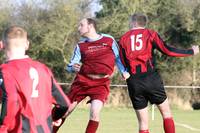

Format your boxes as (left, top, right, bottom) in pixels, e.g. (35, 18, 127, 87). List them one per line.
(78, 19, 90, 37)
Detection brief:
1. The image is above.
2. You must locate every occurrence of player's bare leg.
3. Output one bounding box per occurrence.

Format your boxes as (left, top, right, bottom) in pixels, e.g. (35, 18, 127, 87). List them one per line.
(135, 107, 150, 133)
(85, 99, 103, 133)
(65, 101, 78, 117)
(157, 98, 175, 133)
(157, 98, 172, 118)
(53, 101, 78, 133)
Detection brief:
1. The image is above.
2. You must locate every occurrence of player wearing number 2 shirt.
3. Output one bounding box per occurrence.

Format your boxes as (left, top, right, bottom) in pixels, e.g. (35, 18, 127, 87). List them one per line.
(0, 26, 70, 133)
(119, 13, 199, 133)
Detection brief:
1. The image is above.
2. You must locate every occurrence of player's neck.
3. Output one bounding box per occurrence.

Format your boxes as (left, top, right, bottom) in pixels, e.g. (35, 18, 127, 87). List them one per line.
(131, 23, 145, 29)
(132, 26, 145, 30)
(6, 49, 28, 61)
(86, 31, 101, 41)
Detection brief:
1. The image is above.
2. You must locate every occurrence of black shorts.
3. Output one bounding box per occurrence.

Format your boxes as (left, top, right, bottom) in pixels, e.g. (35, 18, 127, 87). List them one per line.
(126, 71, 167, 110)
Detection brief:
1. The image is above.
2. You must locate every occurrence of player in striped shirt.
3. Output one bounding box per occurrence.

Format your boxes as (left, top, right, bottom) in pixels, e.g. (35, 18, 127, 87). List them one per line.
(119, 13, 199, 133)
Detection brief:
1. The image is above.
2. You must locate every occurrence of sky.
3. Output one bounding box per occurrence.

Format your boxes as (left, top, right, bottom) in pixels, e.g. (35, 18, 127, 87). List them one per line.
(9, 0, 102, 17)
(90, 0, 102, 16)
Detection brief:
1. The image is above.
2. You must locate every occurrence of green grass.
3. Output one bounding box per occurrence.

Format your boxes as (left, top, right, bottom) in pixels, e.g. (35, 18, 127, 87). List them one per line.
(58, 107, 200, 133)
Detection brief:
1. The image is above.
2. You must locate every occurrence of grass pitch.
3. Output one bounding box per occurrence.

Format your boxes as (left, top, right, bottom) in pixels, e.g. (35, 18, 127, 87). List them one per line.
(58, 106, 200, 133)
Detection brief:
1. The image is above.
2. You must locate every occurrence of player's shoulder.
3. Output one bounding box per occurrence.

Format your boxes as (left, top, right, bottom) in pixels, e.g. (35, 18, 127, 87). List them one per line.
(78, 37, 88, 43)
(0, 62, 14, 72)
(0, 62, 17, 77)
(146, 28, 157, 34)
(121, 28, 157, 35)
(31, 59, 49, 69)
(78, 33, 116, 44)
(100, 33, 117, 43)
(0, 63, 7, 69)
(101, 33, 115, 39)
(31, 59, 53, 74)
(0, 63, 7, 72)
(77, 34, 114, 43)
(145, 28, 159, 39)
(119, 30, 133, 41)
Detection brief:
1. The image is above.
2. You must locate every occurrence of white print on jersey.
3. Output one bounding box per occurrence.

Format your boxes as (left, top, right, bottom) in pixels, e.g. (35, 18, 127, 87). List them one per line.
(130, 34, 143, 51)
(29, 67, 39, 98)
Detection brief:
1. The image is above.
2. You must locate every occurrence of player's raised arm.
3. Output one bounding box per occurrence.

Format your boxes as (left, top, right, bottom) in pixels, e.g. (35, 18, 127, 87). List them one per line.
(152, 32, 199, 57)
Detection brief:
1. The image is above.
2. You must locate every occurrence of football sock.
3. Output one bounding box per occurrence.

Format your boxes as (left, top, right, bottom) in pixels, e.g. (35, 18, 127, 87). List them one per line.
(85, 120, 99, 133)
(139, 129, 150, 133)
(163, 117, 175, 133)
(52, 118, 66, 133)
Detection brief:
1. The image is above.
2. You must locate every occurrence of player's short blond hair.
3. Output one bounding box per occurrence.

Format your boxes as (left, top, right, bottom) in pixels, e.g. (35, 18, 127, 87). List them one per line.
(2, 26, 27, 45)
(131, 13, 148, 27)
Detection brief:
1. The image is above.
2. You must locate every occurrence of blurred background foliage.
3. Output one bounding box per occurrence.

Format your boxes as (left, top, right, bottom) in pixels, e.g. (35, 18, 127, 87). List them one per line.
(0, 0, 200, 87)
(1, 0, 200, 108)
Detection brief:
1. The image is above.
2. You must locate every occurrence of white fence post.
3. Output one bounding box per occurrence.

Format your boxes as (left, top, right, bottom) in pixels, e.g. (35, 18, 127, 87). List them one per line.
(151, 104, 155, 121)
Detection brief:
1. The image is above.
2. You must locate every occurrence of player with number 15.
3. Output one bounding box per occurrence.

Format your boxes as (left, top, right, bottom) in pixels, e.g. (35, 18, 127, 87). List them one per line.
(119, 13, 199, 133)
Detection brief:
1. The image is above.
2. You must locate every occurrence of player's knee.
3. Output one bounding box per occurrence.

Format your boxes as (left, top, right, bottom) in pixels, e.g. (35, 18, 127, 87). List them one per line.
(90, 111, 100, 121)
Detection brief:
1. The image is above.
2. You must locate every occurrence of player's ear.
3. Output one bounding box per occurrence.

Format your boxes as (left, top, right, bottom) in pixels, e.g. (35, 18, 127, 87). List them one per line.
(0, 40, 4, 50)
(88, 23, 93, 30)
(25, 40, 29, 50)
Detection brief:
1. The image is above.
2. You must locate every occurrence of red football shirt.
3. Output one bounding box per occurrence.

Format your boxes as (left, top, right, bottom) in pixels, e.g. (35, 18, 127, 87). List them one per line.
(0, 58, 70, 133)
(79, 36, 115, 75)
(119, 28, 194, 74)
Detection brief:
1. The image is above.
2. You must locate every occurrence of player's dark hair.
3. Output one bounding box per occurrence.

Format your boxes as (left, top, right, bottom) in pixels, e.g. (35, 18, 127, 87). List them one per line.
(86, 18, 97, 30)
(131, 13, 148, 27)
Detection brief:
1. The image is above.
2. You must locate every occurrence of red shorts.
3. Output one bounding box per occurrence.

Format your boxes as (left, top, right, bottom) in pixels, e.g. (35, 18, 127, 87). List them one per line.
(67, 74, 110, 103)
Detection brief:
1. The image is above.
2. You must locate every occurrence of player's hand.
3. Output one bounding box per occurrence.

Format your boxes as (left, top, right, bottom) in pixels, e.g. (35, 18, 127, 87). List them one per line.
(72, 63, 81, 72)
(122, 71, 130, 80)
(53, 118, 63, 127)
(192, 45, 199, 55)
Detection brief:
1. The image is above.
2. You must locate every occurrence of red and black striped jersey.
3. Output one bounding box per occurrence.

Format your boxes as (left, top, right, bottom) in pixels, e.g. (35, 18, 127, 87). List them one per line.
(119, 28, 194, 74)
(0, 58, 70, 133)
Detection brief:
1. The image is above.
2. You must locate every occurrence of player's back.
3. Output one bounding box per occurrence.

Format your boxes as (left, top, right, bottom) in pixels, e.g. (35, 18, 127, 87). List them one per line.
(119, 28, 155, 74)
(1, 58, 54, 133)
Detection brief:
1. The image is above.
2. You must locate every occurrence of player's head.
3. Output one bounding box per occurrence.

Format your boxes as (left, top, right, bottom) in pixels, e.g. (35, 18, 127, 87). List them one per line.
(130, 13, 148, 29)
(78, 18, 97, 37)
(1, 26, 29, 51)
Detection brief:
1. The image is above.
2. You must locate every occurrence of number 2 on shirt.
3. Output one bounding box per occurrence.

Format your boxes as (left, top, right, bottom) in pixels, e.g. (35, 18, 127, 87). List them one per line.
(130, 34, 143, 51)
(29, 67, 39, 98)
